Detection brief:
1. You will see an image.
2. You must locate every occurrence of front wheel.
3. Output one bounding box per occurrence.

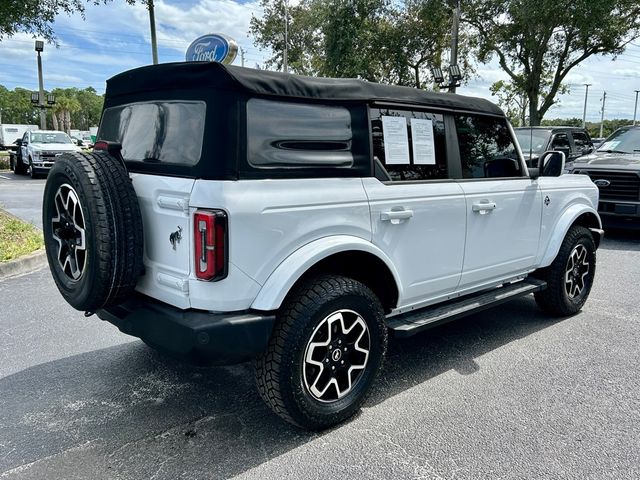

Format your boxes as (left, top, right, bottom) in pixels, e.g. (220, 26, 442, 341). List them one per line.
(534, 225, 596, 316)
(256, 275, 387, 430)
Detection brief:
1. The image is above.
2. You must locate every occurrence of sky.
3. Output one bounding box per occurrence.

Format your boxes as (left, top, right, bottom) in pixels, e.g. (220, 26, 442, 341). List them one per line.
(0, 0, 639, 123)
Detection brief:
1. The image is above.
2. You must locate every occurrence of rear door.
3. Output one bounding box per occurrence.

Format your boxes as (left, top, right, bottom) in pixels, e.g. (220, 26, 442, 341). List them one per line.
(98, 100, 205, 308)
(453, 113, 542, 289)
(364, 107, 466, 308)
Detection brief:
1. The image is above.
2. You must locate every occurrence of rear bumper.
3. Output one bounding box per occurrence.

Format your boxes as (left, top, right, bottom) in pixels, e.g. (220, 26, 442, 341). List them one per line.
(599, 200, 640, 230)
(97, 294, 276, 365)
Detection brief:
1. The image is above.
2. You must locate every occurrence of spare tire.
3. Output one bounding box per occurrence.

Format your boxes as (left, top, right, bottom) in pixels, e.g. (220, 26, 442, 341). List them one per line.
(42, 151, 144, 312)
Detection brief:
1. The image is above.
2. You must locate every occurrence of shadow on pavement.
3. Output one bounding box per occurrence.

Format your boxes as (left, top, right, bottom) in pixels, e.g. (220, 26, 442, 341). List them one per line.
(599, 228, 639, 251)
(0, 296, 564, 479)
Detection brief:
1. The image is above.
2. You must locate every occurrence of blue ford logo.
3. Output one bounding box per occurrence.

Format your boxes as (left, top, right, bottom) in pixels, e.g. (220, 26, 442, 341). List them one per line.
(593, 179, 611, 187)
(185, 34, 238, 64)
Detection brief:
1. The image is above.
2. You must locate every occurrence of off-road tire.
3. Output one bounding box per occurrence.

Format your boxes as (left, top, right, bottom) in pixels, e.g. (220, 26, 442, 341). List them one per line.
(42, 151, 144, 311)
(256, 275, 387, 430)
(534, 225, 596, 316)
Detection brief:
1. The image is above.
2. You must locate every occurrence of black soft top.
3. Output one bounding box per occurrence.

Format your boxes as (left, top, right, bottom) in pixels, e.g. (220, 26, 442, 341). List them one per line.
(106, 61, 503, 115)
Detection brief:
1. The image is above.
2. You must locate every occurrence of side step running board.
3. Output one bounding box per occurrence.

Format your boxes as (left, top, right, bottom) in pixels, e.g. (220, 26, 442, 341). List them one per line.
(387, 278, 547, 338)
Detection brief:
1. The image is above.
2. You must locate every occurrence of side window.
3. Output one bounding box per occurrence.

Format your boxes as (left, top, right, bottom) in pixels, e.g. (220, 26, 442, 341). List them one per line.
(454, 114, 522, 179)
(572, 132, 592, 152)
(247, 99, 353, 168)
(551, 133, 570, 150)
(370, 108, 448, 181)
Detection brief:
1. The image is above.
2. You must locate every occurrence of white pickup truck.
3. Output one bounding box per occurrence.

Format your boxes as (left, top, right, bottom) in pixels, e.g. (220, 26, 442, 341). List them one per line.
(13, 129, 81, 178)
(42, 62, 603, 430)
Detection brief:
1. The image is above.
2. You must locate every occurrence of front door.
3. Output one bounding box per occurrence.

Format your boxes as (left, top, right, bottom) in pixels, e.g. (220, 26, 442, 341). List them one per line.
(453, 113, 542, 289)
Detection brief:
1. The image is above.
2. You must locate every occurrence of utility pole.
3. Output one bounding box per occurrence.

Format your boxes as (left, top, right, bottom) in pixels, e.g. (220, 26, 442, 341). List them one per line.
(240, 47, 245, 67)
(634, 90, 639, 126)
(35, 40, 46, 130)
(599, 91, 606, 139)
(283, 0, 289, 73)
(148, 0, 159, 65)
(582, 84, 591, 128)
(449, 0, 460, 93)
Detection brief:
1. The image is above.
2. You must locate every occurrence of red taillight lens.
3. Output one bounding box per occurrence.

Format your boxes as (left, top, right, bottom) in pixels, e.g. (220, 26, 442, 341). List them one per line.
(194, 210, 228, 281)
(93, 141, 109, 151)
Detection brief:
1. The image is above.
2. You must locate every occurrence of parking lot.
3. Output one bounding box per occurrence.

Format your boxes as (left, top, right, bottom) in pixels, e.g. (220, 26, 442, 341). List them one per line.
(0, 173, 639, 479)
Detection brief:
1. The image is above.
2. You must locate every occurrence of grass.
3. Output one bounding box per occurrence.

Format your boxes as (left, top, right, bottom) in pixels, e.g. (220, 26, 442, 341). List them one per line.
(0, 151, 8, 170)
(0, 210, 44, 262)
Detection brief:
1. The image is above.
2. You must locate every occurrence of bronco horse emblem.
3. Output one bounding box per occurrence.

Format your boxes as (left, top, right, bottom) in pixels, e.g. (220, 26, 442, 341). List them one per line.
(169, 226, 183, 250)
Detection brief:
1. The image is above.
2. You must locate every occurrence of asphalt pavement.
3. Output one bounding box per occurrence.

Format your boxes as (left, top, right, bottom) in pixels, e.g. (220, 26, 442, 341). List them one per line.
(0, 172, 45, 229)
(1, 170, 639, 479)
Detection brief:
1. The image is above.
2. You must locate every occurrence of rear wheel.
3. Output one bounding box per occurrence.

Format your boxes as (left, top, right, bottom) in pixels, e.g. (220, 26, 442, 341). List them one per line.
(256, 275, 387, 430)
(534, 226, 596, 316)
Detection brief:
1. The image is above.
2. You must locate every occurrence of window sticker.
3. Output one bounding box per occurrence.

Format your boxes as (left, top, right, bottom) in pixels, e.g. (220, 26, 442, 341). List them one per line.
(382, 116, 410, 165)
(410, 118, 436, 165)
(599, 140, 619, 150)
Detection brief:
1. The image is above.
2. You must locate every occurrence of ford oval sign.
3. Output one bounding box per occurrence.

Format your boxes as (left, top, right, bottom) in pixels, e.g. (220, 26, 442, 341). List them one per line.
(593, 179, 611, 187)
(185, 34, 238, 64)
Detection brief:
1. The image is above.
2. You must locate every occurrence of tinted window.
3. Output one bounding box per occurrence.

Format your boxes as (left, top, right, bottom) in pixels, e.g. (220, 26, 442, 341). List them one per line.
(551, 133, 570, 150)
(572, 131, 591, 149)
(514, 129, 550, 155)
(99, 101, 206, 165)
(247, 99, 353, 168)
(370, 108, 448, 181)
(455, 115, 521, 178)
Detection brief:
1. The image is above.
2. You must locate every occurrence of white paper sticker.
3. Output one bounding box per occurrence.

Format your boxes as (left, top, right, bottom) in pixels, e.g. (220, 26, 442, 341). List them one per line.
(410, 118, 436, 165)
(382, 116, 410, 165)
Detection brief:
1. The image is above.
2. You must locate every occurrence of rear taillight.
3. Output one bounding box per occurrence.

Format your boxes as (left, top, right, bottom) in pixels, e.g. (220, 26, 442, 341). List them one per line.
(194, 210, 228, 281)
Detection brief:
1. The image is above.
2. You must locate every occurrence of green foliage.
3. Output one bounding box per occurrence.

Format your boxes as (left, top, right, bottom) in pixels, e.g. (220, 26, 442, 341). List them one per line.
(0, 85, 103, 131)
(249, 0, 459, 89)
(465, 0, 640, 125)
(0, 210, 43, 262)
(540, 118, 634, 138)
(0, 0, 136, 41)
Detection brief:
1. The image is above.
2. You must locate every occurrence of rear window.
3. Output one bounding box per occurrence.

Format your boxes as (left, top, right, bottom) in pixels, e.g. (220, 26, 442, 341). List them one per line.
(98, 101, 206, 165)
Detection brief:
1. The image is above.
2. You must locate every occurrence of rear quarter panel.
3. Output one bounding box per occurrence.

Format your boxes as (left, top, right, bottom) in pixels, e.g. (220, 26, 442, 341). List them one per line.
(188, 178, 372, 311)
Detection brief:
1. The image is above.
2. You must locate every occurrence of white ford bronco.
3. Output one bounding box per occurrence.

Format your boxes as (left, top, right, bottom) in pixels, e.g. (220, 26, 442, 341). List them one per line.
(42, 62, 603, 430)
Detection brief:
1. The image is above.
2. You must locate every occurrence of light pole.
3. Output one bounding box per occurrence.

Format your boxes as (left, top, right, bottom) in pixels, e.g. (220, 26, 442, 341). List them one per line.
(634, 90, 639, 126)
(449, 0, 460, 93)
(283, 0, 289, 73)
(599, 92, 606, 139)
(35, 40, 46, 130)
(148, 0, 158, 65)
(582, 83, 591, 128)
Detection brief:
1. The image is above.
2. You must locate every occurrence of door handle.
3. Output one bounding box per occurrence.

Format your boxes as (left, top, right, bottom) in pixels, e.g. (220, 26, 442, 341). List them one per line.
(472, 201, 496, 214)
(381, 208, 414, 224)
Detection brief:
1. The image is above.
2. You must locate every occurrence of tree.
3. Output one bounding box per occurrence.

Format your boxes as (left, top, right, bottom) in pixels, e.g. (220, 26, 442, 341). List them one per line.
(464, 0, 640, 125)
(249, 0, 460, 89)
(0, 0, 136, 41)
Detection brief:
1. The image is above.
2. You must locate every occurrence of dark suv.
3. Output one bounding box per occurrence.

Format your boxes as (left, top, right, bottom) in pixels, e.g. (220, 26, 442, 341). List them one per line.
(515, 126, 594, 168)
(565, 125, 640, 229)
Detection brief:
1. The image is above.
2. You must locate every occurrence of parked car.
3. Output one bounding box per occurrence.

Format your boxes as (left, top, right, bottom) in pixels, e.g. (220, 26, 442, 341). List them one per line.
(514, 126, 594, 167)
(14, 130, 82, 178)
(565, 125, 640, 229)
(42, 62, 603, 429)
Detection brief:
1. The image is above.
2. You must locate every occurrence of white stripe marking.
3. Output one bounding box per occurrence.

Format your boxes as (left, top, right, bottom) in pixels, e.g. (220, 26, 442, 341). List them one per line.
(0, 174, 11, 180)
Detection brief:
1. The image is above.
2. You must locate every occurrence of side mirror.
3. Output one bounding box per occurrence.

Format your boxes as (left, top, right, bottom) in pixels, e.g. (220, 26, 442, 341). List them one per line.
(583, 146, 594, 155)
(16, 140, 22, 146)
(539, 150, 566, 177)
(77, 139, 83, 146)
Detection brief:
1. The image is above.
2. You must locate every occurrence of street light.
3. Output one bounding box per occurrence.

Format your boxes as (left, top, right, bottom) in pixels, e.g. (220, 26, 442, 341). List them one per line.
(47, 94, 56, 105)
(30, 92, 40, 104)
(34, 40, 46, 129)
(449, 64, 462, 83)
(431, 67, 445, 85)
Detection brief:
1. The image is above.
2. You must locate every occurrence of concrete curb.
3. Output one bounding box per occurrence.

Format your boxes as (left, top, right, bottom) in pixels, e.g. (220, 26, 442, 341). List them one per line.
(0, 248, 47, 280)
